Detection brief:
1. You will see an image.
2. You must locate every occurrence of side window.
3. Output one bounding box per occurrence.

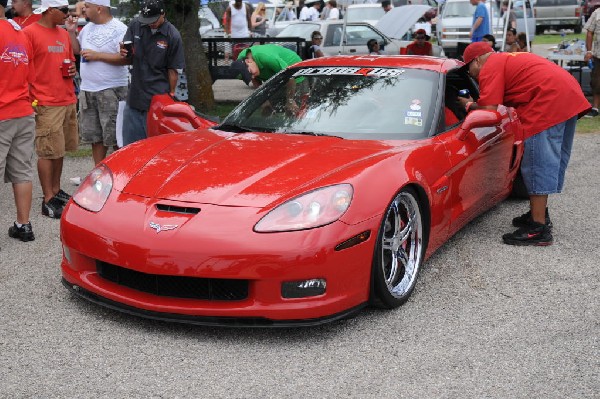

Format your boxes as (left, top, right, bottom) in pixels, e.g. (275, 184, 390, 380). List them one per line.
(441, 70, 480, 130)
(345, 25, 383, 47)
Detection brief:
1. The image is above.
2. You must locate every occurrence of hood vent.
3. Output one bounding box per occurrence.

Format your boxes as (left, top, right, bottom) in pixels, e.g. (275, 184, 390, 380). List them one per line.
(156, 204, 201, 215)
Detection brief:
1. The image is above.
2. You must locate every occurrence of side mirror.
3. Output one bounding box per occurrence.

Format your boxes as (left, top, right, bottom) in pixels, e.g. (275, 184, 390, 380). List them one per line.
(162, 103, 203, 129)
(457, 109, 502, 141)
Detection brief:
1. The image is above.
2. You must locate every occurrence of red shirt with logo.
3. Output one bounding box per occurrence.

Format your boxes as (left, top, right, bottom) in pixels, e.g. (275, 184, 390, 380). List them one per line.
(0, 20, 35, 121)
(477, 52, 590, 139)
(23, 22, 76, 106)
(12, 14, 42, 28)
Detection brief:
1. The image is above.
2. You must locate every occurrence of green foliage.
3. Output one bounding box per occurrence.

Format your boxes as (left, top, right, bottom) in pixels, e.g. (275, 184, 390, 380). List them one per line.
(576, 115, 600, 133)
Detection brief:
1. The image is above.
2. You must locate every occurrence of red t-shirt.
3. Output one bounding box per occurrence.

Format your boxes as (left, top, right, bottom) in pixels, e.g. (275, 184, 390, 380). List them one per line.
(406, 41, 432, 56)
(478, 52, 590, 139)
(12, 14, 42, 28)
(0, 20, 35, 120)
(23, 23, 76, 107)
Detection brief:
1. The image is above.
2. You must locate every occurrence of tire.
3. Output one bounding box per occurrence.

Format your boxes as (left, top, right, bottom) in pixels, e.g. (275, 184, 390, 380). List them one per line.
(575, 25, 583, 34)
(536, 27, 544, 35)
(370, 187, 427, 309)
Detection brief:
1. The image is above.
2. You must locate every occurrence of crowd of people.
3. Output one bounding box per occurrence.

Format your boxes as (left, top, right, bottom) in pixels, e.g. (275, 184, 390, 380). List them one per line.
(0, 0, 183, 246)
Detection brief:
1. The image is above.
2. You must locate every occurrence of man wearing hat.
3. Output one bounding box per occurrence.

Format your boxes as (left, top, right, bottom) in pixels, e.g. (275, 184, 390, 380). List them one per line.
(0, 0, 36, 243)
(457, 42, 590, 246)
(406, 29, 433, 56)
(65, 0, 128, 165)
(120, 0, 185, 146)
(24, 0, 78, 219)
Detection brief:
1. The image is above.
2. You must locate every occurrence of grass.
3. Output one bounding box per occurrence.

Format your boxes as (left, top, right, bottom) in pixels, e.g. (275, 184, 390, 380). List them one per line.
(533, 32, 585, 45)
(576, 114, 600, 133)
(213, 101, 239, 119)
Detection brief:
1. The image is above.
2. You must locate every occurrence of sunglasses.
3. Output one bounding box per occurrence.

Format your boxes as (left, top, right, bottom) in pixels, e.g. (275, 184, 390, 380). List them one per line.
(313, 37, 323, 40)
(52, 6, 70, 15)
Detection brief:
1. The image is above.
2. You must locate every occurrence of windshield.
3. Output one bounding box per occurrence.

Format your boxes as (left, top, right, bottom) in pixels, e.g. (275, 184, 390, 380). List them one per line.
(347, 7, 385, 22)
(221, 67, 439, 140)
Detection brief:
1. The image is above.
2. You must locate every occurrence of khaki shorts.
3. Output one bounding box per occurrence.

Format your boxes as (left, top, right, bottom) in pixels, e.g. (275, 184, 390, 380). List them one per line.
(35, 104, 79, 159)
(79, 86, 128, 147)
(0, 115, 35, 184)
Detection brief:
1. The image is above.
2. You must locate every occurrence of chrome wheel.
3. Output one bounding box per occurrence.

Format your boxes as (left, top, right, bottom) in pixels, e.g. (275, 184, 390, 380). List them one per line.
(371, 188, 425, 308)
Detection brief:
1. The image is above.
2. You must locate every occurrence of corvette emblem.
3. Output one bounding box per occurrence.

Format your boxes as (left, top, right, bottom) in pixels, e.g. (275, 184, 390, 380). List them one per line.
(149, 221, 178, 233)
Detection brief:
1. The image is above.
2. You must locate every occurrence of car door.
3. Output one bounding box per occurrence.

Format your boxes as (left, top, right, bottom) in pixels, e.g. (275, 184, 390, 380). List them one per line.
(323, 23, 392, 55)
(436, 105, 519, 235)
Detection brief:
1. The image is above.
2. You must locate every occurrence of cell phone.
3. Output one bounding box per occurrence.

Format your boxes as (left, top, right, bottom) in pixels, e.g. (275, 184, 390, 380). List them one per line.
(458, 89, 470, 98)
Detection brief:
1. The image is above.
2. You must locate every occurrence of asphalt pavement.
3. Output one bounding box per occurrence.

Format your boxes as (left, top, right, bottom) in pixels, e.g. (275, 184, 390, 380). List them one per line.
(1, 47, 599, 397)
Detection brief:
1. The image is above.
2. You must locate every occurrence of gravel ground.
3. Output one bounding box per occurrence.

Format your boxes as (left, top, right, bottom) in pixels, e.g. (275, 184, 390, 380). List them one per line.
(0, 130, 598, 398)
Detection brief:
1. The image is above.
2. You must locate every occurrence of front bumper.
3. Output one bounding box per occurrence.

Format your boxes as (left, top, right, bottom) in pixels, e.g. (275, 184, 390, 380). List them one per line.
(60, 194, 378, 325)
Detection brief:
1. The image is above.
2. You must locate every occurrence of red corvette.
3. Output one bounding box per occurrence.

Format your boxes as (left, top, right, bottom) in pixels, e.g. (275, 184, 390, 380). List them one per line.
(61, 56, 524, 326)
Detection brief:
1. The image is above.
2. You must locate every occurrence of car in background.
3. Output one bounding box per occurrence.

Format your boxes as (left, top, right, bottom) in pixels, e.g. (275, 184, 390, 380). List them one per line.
(199, 6, 220, 36)
(513, 0, 536, 40)
(60, 55, 524, 326)
(277, 5, 444, 56)
(265, 3, 298, 37)
(346, 3, 386, 26)
(533, 0, 583, 34)
(436, 0, 504, 58)
(392, 0, 438, 22)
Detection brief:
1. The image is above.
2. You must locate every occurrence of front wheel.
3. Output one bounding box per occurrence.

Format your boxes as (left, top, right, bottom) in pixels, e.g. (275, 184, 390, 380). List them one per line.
(370, 187, 427, 309)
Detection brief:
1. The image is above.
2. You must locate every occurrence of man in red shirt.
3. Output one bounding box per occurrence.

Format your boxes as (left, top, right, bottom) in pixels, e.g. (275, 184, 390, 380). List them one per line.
(10, 0, 41, 28)
(0, 0, 36, 243)
(406, 29, 433, 56)
(24, 0, 78, 219)
(458, 42, 590, 246)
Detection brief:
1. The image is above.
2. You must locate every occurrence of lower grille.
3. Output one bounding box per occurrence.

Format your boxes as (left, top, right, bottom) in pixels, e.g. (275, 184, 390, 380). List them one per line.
(96, 261, 248, 301)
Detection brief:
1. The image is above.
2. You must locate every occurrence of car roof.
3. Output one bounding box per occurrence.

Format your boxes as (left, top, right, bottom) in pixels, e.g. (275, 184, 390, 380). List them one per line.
(292, 55, 464, 73)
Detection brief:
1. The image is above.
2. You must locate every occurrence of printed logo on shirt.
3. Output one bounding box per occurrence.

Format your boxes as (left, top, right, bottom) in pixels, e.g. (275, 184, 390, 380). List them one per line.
(156, 40, 168, 49)
(48, 40, 66, 53)
(1, 44, 30, 66)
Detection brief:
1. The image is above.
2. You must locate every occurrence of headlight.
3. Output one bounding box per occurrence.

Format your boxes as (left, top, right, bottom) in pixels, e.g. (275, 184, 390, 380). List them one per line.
(254, 184, 353, 232)
(72, 164, 113, 212)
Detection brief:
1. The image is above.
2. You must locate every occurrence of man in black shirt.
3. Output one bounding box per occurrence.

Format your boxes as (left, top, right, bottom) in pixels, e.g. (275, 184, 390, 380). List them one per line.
(121, 0, 185, 145)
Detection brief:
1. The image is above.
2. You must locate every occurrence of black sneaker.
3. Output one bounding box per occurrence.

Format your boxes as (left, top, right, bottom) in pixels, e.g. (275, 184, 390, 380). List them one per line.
(584, 108, 599, 118)
(512, 208, 553, 230)
(8, 222, 35, 242)
(502, 222, 553, 246)
(42, 197, 64, 219)
(55, 189, 71, 204)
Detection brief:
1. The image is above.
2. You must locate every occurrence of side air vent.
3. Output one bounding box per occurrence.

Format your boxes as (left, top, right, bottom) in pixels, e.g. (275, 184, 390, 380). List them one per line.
(156, 204, 200, 214)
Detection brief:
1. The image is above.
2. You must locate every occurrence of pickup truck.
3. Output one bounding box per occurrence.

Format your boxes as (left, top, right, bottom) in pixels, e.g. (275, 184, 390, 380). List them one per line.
(534, 0, 583, 34)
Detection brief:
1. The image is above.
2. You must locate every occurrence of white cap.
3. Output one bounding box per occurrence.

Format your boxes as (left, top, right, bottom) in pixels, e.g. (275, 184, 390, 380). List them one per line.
(86, 0, 112, 6)
(34, 0, 69, 14)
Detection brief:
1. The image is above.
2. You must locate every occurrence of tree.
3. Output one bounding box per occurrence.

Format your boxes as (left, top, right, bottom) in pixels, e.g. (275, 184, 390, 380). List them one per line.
(116, 0, 215, 111)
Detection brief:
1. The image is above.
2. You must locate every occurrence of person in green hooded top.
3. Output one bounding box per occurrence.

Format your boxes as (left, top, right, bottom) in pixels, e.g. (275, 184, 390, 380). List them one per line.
(231, 44, 303, 115)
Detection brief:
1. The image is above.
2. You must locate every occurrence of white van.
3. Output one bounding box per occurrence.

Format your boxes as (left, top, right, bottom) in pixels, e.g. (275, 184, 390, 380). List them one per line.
(437, 0, 504, 58)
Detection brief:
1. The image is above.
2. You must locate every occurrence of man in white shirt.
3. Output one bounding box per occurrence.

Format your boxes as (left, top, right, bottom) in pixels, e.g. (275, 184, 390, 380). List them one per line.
(66, 0, 128, 164)
(300, 0, 321, 21)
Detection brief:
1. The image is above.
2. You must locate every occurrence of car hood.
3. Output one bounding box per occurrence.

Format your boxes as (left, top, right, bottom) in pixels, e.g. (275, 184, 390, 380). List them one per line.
(376, 5, 433, 39)
(117, 131, 405, 208)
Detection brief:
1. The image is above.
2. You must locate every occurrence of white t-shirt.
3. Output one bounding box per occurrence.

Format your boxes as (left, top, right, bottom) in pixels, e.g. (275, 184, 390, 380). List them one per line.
(327, 8, 340, 20)
(78, 18, 128, 92)
(300, 6, 320, 21)
(230, 4, 250, 38)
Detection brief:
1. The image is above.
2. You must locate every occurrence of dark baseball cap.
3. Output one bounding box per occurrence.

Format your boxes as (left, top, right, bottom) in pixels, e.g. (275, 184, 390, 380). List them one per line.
(230, 60, 252, 85)
(139, 0, 165, 25)
(0, 0, 8, 8)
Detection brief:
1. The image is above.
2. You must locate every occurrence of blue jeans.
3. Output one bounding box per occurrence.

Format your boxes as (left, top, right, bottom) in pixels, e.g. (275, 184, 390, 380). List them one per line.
(520, 116, 577, 195)
(122, 104, 147, 146)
